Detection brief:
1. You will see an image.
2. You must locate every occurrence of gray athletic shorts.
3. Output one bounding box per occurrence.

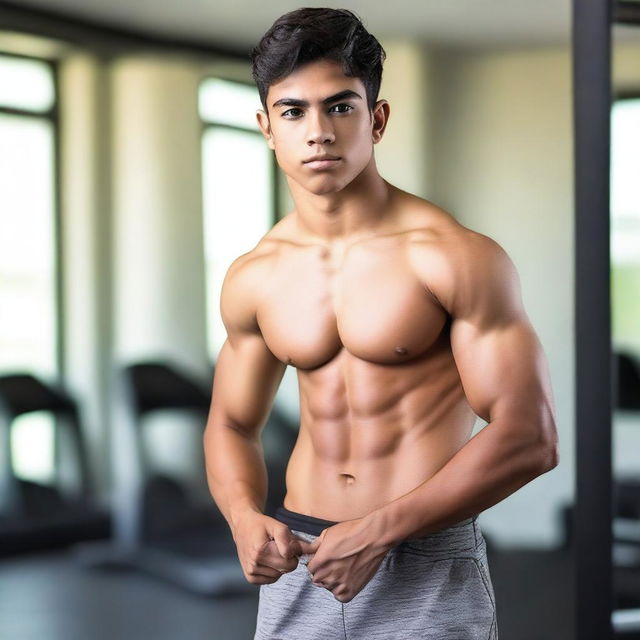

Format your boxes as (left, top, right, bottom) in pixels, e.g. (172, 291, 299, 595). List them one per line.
(253, 505, 498, 640)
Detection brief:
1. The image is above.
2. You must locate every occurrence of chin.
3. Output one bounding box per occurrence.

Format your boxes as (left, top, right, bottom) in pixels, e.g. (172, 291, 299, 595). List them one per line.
(307, 181, 347, 196)
(303, 172, 352, 194)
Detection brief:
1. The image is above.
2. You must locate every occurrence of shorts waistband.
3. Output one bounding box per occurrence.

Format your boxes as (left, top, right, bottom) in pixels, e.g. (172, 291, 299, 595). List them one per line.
(274, 505, 339, 536)
(400, 514, 484, 557)
(274, 504, 481, 547)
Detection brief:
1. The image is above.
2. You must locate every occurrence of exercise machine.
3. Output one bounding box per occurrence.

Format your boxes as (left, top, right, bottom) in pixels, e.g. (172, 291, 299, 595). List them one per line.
(71, 359, 297, 596)
(0, 373, 110, 556)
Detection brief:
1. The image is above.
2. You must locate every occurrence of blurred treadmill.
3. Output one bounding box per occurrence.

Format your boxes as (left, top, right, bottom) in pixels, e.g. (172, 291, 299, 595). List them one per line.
(0, 373, 111, 556)
(612, 351, 640, 613)
(71, 359, 297, 596)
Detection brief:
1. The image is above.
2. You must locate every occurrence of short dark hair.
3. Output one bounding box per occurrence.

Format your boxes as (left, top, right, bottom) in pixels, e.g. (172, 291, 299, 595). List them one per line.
(250, 7, 386, 117)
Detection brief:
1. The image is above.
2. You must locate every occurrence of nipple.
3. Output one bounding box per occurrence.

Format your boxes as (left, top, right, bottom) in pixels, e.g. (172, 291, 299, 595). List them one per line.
(395, 346, 408, 356)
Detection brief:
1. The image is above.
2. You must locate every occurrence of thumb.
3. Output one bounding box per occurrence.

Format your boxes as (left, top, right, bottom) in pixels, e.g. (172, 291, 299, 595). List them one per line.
(298, 535, 322, 555)
(272, 528, 301, 560)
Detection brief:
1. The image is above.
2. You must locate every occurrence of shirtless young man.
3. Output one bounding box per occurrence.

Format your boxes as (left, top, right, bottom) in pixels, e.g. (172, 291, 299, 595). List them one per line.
(203, 7, 559, 640)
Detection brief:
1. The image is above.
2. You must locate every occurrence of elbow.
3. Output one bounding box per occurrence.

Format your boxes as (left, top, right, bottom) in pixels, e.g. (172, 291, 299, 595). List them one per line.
(525, 409, 560, 472)
(516, 420, 559, 474)
(536, 429, 560, 472)
(539, 442, 559, 472)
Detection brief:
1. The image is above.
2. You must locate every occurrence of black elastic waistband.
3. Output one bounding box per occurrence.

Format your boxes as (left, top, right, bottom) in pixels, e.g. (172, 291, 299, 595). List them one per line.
(275, 505, 339, 536)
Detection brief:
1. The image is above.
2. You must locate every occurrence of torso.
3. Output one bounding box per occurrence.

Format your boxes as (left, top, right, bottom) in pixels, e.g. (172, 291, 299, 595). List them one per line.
(252, 191, 477, 522)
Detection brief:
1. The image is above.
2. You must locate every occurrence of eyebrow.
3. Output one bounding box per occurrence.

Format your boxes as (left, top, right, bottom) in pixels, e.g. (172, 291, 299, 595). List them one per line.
(271, 89, 363, 109)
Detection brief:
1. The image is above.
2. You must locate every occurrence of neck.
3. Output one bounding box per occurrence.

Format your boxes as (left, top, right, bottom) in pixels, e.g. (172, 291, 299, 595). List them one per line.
(288, 155, 396, 244)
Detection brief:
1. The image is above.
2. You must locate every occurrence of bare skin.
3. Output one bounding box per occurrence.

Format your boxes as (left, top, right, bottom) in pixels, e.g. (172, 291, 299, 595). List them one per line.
(203, 58, 559, 603)
(254, 191, 478, 521)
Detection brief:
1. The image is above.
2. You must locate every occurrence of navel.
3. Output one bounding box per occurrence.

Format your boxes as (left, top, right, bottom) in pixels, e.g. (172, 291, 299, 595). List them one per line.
(339, 473, 356, 485)
(395, 346, 409, 356)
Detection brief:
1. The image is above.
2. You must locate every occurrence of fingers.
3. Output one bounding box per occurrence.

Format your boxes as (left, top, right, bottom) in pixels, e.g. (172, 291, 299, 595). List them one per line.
(288, 537, 304, 558)
(253, 562, 290, 579)
(272, 525, 304, 560)
(297, 535, 322, 555)
(237, 517, 312, 586)
(246, 522, 312, 583)
(250, 571, 287, 585)
(258, 538, 299, 573)
(242, 553, 297, 585)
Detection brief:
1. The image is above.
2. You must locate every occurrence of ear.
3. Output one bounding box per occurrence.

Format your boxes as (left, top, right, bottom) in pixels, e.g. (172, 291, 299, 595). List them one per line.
(256, 109, 275, 150)
(371, 99, 390, 144)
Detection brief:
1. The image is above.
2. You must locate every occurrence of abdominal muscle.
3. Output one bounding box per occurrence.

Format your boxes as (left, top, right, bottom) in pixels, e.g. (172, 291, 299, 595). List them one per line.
(282, 390, 477, 522)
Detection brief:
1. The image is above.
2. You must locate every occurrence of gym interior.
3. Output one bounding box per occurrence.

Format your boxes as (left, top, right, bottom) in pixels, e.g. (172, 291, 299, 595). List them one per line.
(0, 1, 638, 638)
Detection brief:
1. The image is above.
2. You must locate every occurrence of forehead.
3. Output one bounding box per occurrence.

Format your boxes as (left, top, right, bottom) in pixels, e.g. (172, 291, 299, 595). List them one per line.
(267, 59, 364, 102)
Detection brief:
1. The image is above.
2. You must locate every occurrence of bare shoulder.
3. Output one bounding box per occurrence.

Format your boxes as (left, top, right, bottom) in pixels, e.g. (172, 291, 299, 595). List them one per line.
(404, 200, 525, 326)
(219, 218, 290, 339)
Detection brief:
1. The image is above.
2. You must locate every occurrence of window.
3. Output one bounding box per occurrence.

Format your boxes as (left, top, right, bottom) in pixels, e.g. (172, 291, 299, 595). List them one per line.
(0, 53, 59, 482)
(611, 97, 640, 354)
(199, 77, 277, 361)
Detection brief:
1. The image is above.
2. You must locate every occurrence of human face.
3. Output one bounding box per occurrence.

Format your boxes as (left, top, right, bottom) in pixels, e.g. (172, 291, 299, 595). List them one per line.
(256, 59, 387, 195)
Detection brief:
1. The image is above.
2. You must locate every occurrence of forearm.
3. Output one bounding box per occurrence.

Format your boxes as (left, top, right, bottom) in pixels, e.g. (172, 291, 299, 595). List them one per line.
(365, 419, 558, 547)
(203, 423, 268, 533)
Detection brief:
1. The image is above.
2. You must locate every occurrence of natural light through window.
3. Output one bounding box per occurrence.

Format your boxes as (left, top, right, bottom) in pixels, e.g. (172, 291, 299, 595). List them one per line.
(0, 54, 57, 482)
(611, 98, 640, 264)
(199, 78, 274, 361)
(199, 77, 261, 130)
(611, 97, 640, 353)
(0, 54, 54, 112)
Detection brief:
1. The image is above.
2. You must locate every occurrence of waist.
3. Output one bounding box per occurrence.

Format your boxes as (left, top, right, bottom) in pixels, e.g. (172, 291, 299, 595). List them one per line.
(274, 504, 339, 536)
(274, 502, 481, 550)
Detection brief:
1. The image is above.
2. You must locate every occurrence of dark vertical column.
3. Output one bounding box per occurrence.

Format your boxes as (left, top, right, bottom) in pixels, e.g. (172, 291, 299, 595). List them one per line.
(572, 0, 613, 638)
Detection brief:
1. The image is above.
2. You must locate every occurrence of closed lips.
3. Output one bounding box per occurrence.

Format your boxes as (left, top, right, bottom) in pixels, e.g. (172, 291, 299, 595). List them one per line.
(304, 156, 340, 162)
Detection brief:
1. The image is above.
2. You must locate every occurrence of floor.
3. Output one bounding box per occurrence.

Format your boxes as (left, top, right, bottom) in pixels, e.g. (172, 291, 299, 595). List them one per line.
(0, 548, 256, 640)
(0, 543, 580, 640)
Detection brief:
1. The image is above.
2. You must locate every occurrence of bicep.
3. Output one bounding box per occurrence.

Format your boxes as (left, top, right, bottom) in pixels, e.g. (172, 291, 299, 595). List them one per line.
(443, 233, 557, 443)
(450, 316, 553, 428)
(208, 334, 286, 439)
(206, 252, 286, 439)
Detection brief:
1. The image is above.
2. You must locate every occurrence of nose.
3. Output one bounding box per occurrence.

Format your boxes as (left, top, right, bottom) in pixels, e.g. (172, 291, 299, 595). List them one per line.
(306, 110, 335, 146)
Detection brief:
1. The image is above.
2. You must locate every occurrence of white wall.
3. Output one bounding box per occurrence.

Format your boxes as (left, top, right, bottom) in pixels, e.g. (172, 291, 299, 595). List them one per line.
(59, 53, 112, 504)
(424, 40, 640, 547)
(110, 55, 209, 493)
(375, 40, 433, 197)
(429, 45, 574, 547)
(111, 55, 208, 372)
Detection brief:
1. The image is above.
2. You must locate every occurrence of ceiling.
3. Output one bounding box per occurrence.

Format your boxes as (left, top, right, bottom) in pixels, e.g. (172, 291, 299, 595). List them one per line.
(5, 0, 640, 56)
(0, 0, 577, 52)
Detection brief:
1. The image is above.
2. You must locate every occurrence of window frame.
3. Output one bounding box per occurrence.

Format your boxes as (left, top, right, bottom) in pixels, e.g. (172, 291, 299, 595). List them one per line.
(199, 75, 280, 360)
(0, 50, 63, 377)
(198, 75, 280, 228)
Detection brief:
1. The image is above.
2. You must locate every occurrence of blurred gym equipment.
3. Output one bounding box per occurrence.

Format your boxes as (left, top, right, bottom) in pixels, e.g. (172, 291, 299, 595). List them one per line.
(0, 373, 111, 556)
(71, 359, 297, 596)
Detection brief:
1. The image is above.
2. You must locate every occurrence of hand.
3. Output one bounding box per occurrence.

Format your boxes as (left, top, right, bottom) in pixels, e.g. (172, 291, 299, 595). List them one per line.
(297, 517, 393, 603)
(232, 511, 305, 585)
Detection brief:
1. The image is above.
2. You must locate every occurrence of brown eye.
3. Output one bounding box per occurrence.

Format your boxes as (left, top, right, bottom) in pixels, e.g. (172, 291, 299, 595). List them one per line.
(282, 104, 353, 118)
